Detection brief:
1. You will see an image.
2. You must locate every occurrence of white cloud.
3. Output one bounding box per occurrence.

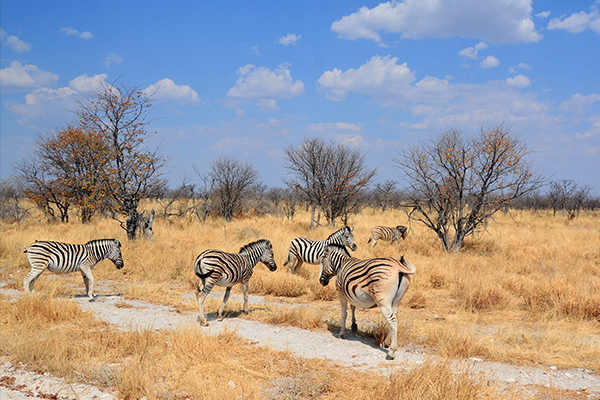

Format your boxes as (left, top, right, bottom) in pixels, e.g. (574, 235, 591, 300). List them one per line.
(251, 45, 260, 55)
(143, 78, 200, 105)
(6, 87, 77, 126)
(226, 63, 304, 111)
(560, 93, 600, 118)
(307, 122, 363, 132)
(316, 55, 554, 134)
(536, 11, 551, 19)
(509, 63, 531, 73)
(459, 42, 488, 59)
(0, 61, 59, 91)
(279, 33, 302, 45)
(506, 74, 531, 88)
(331, 0, 542, 45)
(0, 29, 31, 52)
(104, 53, 123, 67)
(548, 3, 600, 34)
(317, 55, 415, 101)
(69, 73, 107, 93)
(480, 55, 500, 68)
(60, 27, 93, 39)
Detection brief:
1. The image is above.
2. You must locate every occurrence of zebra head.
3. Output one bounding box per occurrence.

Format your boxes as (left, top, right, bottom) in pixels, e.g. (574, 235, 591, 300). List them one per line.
(108, 239, 124, 269)
(331, 226, 357, 251)
(258, 239, 278, 271)
(396, 225, 408, 240)
(319, 243, 350, 286)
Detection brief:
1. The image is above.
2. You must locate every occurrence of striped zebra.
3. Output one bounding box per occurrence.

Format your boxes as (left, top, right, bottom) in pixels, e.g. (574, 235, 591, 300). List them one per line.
(194, 239, 277, 326)
(367, 225, 408, 248)
(284, 226, 357, 274)
(319, 243, 416, 360)
(23, 239, 124, 301)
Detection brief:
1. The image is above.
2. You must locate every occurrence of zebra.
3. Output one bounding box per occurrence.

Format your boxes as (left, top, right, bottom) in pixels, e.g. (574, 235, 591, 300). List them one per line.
(23, 239, 124, 301)
(283, 226, 357, 274)
(367, 225, 408, 248)
(194, 239, 277, 326)
(319, 243, 416, 360)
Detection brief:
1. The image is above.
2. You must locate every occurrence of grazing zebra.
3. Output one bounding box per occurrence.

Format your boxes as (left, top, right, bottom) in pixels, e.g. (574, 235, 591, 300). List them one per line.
(319, 243, 416, 360)
(23, 239, 124, 301)
(194, 239, 277, 326)
(284, 226, 357, 274)
(367, 225, 408, 248)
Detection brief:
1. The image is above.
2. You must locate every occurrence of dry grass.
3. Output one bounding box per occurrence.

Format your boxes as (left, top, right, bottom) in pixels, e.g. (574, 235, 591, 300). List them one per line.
(0, 293, 501, 399)
(1, 205, 600, 397)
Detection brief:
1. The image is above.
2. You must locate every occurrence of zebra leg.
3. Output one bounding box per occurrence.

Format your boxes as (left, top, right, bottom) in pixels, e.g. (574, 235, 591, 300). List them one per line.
(338, 293, 348, 338)
(370, 237, 378, 248)
(293, 259, 304, 274)
(350, 305, 358, 334)
(23, 267, 45, 293)
(196, 280, 216, 326)
(379, 305, 399, 360)
(286, 254, 297, 273)
(80, 267, 95, 301)
(217, 287, 232, 321)
(242, 281, 249, 313)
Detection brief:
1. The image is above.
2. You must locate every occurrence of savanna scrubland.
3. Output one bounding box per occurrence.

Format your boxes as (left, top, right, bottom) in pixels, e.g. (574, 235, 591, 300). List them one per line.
(1, 206, 599, 399)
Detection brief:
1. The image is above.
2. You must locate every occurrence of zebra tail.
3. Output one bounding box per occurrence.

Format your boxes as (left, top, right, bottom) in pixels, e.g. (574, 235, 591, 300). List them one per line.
(283, 252, 290, 266)
(367, 236, 372, 244)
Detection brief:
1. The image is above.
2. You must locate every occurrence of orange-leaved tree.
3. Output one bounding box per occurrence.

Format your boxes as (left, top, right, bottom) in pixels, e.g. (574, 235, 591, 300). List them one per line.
(393, 124, 544, 252)
(75, 79, 165, 239)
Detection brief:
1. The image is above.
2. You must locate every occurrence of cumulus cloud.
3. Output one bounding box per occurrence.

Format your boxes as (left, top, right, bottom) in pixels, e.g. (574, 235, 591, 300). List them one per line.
(6, 86, 77, 126)
(331, 0, 542, 45)
(69, 73, 107, 93)
(506, 74, 531, 88)
(60, 27, 93, 39)
(143, 78, 200, 105)
(317, 55, 415, 101)
(226, 63, 304, 110)
(536, 11, 551, 19)
(480, 55, 500, 68)
(279, 33, 302, 45)
(316, 55, 553, 133)
(508, 63, 531, 73)
(548, 4, 600, 34)
(0, 61, 59, 91)
(104, 53, 123, 67)
(459, 42, 488, 59)
(0, 29, 31, 52)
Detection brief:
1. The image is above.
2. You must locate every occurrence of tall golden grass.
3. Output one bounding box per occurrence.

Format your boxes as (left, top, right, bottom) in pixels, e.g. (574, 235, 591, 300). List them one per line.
(1, 205, 599, 398)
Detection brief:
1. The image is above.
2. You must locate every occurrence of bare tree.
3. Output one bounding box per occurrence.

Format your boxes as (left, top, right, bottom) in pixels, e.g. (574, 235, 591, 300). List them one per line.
(209, 156, 260, 222)
(393, 124, 544, 252)
(15, 160, 71, 222)
(372, 180, 398, 212)
(284, 137, 376, 228)
(0, 178, 29, 222)
(76, 79, 165, 239)
(547, 179, 591, 218)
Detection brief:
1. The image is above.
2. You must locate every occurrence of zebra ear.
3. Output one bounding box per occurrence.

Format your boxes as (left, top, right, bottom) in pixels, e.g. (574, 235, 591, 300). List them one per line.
(114, 239, 121, 248)
(350, 226, 355, 232)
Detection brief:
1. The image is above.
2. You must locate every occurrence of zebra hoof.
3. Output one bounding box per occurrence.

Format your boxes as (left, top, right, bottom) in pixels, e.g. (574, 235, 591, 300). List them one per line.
(385, 353, 396, 360)
(88, 297, 96, 302)
(351, 323, 358, 333)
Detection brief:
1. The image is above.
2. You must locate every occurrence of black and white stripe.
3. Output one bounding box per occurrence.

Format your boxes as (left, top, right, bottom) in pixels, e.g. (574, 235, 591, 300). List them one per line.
(319, 243, 416, 360)
(23, 239, 124, 300)
(284, 226, 357, 274)
(194, 239, 277, 325)
(367, 225, 408, 248)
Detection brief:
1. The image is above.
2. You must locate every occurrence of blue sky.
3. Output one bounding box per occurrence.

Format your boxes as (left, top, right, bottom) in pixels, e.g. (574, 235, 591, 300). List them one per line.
(1, 0, 599, 194)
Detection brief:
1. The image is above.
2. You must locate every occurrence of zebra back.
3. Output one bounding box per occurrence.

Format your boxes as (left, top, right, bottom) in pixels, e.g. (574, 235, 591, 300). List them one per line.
(23, 238, 124, 273)
(287, 226, 357, 266)
(194, 239, 277, 286)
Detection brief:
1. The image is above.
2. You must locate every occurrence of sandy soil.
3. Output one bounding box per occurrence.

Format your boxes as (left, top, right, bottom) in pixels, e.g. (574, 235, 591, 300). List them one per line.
(1, 285, 599, 399)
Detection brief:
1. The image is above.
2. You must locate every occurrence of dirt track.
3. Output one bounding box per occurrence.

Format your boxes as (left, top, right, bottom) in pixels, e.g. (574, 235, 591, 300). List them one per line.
(1, 285, 599, 399)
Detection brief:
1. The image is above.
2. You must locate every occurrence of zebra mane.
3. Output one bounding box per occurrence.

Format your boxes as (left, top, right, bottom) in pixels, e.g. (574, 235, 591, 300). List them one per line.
(85, 239, 118, 247)
(326, 243, 351, 257)
(328, 225, 352, 239)
(239, 239, 270, 254)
